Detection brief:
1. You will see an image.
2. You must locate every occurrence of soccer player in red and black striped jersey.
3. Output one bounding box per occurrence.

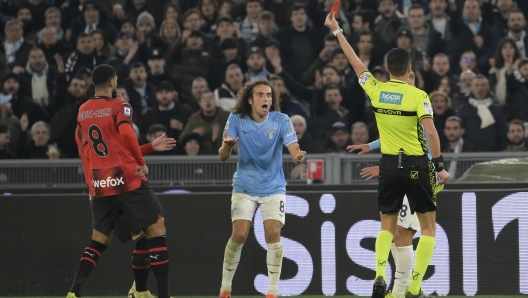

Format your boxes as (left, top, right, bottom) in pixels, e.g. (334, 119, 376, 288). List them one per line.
(67, 64, 171, 298)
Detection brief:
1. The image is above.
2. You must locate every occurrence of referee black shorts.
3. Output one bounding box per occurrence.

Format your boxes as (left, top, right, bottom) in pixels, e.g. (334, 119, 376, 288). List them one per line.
(378, 154, 437, 214)
(91, 180, 164, 242)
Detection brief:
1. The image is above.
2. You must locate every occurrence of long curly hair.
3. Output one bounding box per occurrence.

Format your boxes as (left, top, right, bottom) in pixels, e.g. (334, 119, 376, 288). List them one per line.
(232, 79, 282, 119)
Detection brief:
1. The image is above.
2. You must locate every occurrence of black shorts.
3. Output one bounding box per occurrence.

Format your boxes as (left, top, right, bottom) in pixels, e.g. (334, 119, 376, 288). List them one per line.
(91, 181, 163, 242)
(378, 154, 437, 214)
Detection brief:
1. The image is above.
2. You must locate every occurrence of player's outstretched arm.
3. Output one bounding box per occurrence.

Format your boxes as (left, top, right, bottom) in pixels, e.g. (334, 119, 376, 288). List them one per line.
(347, 139, 380, 154)
(421, 117, 450, 184)
(219, 131, 238, 161)
(287, 142, 306, 164)
(324, 12, 367, 76)
(361, 166, 379, 180)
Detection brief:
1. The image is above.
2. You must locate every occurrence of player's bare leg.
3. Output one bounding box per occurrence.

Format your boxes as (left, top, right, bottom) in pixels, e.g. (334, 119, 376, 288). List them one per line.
(406, 211, 436, 297)
(220, 219, 250, 298)
(67, 230, 112, 298)
(373, 212, 398, 298)
(263, 219, 283, 298)
(129, 232, 155, 298)
(390, 226, 416, 298)
(143, 218, 170, 298)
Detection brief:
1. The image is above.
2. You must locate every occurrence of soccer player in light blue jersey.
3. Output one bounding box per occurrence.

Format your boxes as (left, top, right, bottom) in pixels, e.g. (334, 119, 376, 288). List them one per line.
(217, 80, 306, 298)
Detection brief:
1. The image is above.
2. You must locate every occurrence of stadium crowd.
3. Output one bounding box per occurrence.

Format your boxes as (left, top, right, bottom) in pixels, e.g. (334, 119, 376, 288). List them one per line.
(1, 0, 528, 159)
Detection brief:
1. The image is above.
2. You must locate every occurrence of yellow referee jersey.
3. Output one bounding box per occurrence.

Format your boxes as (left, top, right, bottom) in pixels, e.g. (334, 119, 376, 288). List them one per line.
(358, 70, 433, 156)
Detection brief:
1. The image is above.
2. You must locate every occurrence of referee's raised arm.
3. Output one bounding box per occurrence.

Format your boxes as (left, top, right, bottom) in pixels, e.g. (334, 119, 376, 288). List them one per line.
(324, 12, 367, 76)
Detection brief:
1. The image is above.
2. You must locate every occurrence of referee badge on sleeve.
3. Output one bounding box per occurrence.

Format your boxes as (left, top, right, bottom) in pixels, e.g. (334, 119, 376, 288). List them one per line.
(124, 107, 131, 116)
(423, 102, 433, 115)
(359, 72, 372, 86)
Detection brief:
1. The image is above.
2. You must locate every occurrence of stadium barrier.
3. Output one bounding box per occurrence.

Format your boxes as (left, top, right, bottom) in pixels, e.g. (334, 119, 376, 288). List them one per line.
(1, 152, 528, 190)
(2, 186, 528, 296)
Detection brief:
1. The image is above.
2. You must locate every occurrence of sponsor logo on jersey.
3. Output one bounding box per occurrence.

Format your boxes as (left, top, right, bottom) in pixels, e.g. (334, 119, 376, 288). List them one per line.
(93, 176, 125, 188)
(359, 72, 372, 86)
(124, 107, 131, 116)
(379, 91, 403, 105)
(375, 108, 402, 115)
(424, 102, 433, 114)
(266, 130, 276, 139)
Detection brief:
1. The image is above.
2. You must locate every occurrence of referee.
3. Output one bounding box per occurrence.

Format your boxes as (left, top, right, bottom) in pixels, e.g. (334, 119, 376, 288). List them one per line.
(325, 13, 449, 298)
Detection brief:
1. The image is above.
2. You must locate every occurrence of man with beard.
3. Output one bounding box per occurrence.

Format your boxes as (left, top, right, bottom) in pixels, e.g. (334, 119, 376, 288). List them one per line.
(69, 0, 118, 46)
(37, 7, 64, 43)
(374, 0, 405, 43)
(38, 26, 69, 68)
(1, 19, 33, 71)
(15, 4, 39, 44)
(442, 116, 478, 179)
(19, 48, 56, 110)
(49, 75, 88, 158)
(489, 0, 516, 39)
(64, 33, 99, 81)
(244, 46, 273, 82)
(1, 73, 50, 129)
(215, 64, 245, 111)
(426, 0, 453, 43)
(504, 119, 528, 151)
(485, 8, 528, 65)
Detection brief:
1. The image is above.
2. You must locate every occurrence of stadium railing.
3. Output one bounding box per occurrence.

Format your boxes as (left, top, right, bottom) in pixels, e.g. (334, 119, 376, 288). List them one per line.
(1, 152, 527, 188)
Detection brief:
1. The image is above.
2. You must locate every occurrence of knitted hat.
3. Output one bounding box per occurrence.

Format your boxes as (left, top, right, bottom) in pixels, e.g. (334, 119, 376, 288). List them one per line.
(136, 11, 155, 29)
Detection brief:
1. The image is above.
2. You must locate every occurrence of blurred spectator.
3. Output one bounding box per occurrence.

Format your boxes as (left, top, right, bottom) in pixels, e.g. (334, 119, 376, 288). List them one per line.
(449, 0, 493, 72)
(214, 63, 244, 111)
(488, 37, 521, 106)
(108, 31, 145, 80)
(277, 3, 322, 81)
(16, 121, 60, 159)
(442, 116, 478, 179)
(355, 32, 384, 72)
(24, 0, 51, 29)
(250, 11, 277, 50)
(182, 8, 206, 33)
(244, 46, 272, 81)
(430, 90, 455, 149)
(210, 37, 244, 89)
(38, 26, 69, 68)
(159, 19, 181, 52)
(505, 58, 528, 121)
(404, 4, 447, 59)
(421, 53, 452, 93)
(287, 114, 323, 154)
(325, 121, 350, 153)
(240, 0, 263, 44)
(49, 75, 87, 158)
(0, 124, 12, 159)
(163, 3, 182, 27)
(436, 76, 458, 102)
(218, 0, 233, 19)
(490, 0, 516, 39)
(302, 34, 338, 85)
(64, 33, 98, 81)
(91, 29, 114, 63)
(2, 73, 50, 128)
(170, 29, 214, 103)
(454, 69, 476, 110)
(503, 9, 527, 58)
(395, 28, 426, 73)
(313, 86, 350, 141)
(350, 121, 369, 146)
(1, 19, 33, 71)
(69, 1, 118, 46)
(269, 75, 311, 129)
(456, 75, 508, 151)
(375, 0, 405, 43)
(263, 0, 289, 29)
(0, 93, 20, 153)
(210, 16, 244, 60)
(457, 50, 479, 75)
(16, 4, 39, 44)
(186, 77, 209, 113)
(124, 62, 155, 116)
(36, 7, 64, 43)
(123, 0, 159, 25)
(137, 11, 166, 51)
(179, 89, 229, 154)
(147, 47, 176, 88)
(504, 119, 528, 151)
(349, 9, 379, 48)
(180, 132, 202, 155)
(140, 81, 191, 143)
(198, 0, 220, 34)
(427, 0, 453, 43)
(144, 124, 177, 155)
(19, 47, 56, 110)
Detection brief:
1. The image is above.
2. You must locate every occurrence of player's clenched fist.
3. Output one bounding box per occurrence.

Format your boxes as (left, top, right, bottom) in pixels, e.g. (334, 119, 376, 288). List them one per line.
(137, 164, 148, 176)
(293, 149, 306, 164)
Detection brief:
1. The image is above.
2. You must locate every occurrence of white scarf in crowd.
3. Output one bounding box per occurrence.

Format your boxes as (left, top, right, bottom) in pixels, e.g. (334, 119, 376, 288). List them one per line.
(26, 63, 50, 107)
(468, 97, 495, 129)
(4, 38, 24, 64)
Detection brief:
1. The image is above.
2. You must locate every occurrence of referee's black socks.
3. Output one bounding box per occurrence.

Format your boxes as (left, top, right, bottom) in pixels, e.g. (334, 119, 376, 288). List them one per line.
(149, 235, 170, 298)
(132, 235, 151, 292)
(70, 240, 108, 296)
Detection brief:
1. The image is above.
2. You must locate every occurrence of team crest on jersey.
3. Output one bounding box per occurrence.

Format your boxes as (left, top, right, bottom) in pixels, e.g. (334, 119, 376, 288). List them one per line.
(423, 102, 433, 114)
(266, 130, 276, 139)
(124, 107, 131, 116)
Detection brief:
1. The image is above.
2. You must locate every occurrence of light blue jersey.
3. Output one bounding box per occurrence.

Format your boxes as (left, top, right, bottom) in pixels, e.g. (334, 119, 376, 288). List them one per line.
(225, 111, 298, 196)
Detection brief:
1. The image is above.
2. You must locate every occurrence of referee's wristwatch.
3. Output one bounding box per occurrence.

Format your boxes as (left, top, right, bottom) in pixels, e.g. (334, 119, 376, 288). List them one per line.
(332, 28, 343, 36)
(432, 155, 444, 172)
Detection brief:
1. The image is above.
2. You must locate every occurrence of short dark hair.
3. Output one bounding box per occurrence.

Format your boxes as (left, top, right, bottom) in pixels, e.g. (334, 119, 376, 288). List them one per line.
(148, 124, 167, 135)
(246, 0, 262, 7)
(356, 30, 375, 43)
(519, 58, 528, 69)
(446, 115, 464, 128)
(509, 8, 525, 18)
(325, 84, 341, 94)
(91, 64, 116, 87)
(199, 89, 213, 100)
(508, 119, 525, 131)
(289, 3, 306, 17)
(408, 3, 425, 14)
(0, 124, 8, 134)
(386, 48, 410, 76)
(324, 33, 338, 42)
(77, 33, 92, 41)
(356, 9, 376, 31)
(377, 0, 395, 5)
(130, 61, 146, 70)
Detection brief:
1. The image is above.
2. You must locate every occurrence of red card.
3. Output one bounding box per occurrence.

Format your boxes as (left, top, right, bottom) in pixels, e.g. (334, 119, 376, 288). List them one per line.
(331, 0, 341, 15)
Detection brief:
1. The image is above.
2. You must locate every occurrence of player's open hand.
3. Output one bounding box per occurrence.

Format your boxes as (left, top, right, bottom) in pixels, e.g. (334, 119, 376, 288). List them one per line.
(293, 149, 306, 164)
(222, 131, 239, 148)
(152, 133, 176, 151)
(361, 166, 379, 180)
(347, 144, 371, 154)
(137, 164, 148, 176)
(324, 12, 340, 31)
(437, 169, 450, 184)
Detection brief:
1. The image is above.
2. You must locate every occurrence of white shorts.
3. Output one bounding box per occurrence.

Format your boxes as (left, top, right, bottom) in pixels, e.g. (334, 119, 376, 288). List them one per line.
(398, 195, 420, 231)
(230, 193, 286, 225)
